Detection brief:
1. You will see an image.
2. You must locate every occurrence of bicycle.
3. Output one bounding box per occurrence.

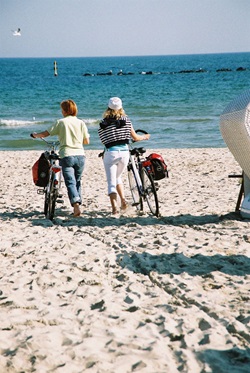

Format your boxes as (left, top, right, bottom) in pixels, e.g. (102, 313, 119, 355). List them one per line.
(127, 130, 160, 217)
(31, 135, 63, 221)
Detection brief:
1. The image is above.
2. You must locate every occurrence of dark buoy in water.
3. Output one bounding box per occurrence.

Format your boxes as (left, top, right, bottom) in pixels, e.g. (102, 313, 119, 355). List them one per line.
(54, 61, 58, 76)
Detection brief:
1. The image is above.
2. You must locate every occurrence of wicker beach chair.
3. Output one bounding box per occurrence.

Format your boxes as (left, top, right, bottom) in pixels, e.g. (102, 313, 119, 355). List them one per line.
(220, 89, 250, 217)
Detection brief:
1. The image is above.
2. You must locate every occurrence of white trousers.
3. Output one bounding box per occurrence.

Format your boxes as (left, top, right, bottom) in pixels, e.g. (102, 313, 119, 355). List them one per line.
(103, 150, 130, 195)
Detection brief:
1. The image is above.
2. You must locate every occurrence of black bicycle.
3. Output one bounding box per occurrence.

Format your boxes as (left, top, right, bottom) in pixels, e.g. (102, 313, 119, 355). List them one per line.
(127, 130, 159, 217)
(31, 135, 63, 220)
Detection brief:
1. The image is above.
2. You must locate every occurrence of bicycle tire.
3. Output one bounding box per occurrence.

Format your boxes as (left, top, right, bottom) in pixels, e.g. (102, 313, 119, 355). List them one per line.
(141, 167, 159, 217)
(46, 178, 57, 221)
(128, 164, 143, 211)
(44, 189, 49, 216)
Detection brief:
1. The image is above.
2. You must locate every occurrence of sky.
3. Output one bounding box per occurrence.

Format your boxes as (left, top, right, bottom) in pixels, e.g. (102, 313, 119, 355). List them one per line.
(0, 0, 249, 58)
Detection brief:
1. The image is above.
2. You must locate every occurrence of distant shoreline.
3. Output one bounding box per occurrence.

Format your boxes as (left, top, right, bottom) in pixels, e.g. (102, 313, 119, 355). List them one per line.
(1, 50, 250, 59)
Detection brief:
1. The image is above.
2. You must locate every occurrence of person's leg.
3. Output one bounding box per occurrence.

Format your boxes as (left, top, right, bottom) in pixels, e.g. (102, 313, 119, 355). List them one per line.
(73, 155, 85, 205)
(116, 184, 127, 210)
(103, 152, 119, 213)
(72, 156, 85, 216)
(60, 156, 82, 215)
(103, 152, 117, 195)
(116, 151, 129, 209)
(73, 202, 81, 217)
(109, 192, 118, 214)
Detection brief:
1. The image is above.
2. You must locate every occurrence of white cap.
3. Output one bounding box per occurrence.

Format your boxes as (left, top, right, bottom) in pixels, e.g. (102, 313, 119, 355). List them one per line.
(108, 97, 122, 110)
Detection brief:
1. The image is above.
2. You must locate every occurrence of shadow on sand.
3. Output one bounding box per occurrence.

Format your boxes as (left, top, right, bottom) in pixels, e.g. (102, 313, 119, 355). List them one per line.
(0, 208, 245, 228)
(19, 210, 246, 227)
(197, 347, 250, 373)
(116, 250, 250, 277)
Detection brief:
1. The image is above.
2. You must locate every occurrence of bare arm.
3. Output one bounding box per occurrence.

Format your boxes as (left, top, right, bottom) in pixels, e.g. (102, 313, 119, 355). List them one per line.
(31, 130, 50, 139)
(83, 136, 90, 145)
(131, 126, 150, 142)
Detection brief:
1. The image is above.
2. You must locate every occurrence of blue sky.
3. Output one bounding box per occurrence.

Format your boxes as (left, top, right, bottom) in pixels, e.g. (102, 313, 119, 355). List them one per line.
(1, 0, 249, 58)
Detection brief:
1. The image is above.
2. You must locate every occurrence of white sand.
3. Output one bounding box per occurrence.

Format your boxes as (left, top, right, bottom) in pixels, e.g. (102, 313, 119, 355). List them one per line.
(0, 148, 249, 373)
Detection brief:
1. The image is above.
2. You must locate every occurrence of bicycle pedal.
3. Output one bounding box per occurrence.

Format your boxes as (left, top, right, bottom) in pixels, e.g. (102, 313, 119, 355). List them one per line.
(56, 199, 64, 204)
(132, 202, 140, 206)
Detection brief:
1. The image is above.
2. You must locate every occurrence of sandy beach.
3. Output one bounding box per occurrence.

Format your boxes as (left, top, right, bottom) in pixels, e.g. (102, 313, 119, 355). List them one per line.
(0, 148, 249, 373)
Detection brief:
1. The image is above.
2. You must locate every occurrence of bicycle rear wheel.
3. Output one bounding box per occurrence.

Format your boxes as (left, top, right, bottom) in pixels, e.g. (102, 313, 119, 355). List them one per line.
(44, 189, 49, 216)
(141, 167, 159, 217)
(128, 164, 143, 211)
(45, 178, 57, 221)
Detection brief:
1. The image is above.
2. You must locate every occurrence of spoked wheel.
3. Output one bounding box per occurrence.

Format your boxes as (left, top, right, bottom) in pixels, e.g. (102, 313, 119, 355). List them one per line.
(141, 167, 159, 217)
(128, 164, 143, 212)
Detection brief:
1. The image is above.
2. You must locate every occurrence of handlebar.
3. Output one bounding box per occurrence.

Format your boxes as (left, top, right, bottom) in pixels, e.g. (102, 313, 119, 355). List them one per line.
(30, 133, 60, 149)
(135, 129, 148, 135)
(131, 129, 149, 143)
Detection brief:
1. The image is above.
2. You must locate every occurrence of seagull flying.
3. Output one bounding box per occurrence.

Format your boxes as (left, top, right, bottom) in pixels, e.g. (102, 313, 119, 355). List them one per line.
(12, 28, 21, 36)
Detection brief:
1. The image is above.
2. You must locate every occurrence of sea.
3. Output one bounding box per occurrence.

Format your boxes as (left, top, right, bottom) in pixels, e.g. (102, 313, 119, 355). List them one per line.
(0, 52, 250, 151)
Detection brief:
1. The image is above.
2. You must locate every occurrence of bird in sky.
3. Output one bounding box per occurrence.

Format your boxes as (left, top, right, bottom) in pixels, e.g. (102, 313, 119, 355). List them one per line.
(12, 28, 21, 36)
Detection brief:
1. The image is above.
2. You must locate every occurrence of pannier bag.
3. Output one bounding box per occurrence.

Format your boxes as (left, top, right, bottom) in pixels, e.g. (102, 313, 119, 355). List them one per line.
(32, 152, 50, 187)
(145, 153, 168, 180)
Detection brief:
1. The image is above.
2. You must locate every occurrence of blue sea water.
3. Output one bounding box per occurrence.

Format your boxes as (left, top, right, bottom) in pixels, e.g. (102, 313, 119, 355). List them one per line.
(0, 53, 250, 151)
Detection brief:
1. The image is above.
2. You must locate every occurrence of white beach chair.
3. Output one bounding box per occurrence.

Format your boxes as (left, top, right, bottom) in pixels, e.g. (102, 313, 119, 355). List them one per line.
(220, 89, 250, 218)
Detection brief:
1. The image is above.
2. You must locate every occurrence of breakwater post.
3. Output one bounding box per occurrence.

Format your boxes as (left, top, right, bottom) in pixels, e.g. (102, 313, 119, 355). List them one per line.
(54, 61, 58, 76)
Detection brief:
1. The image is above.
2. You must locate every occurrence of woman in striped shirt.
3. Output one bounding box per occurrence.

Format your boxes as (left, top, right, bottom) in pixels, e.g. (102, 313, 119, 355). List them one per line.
(98, 97, 150, 217)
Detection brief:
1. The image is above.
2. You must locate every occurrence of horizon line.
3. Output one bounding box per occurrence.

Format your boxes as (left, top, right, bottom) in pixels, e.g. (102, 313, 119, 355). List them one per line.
(0, 51, 250, 59)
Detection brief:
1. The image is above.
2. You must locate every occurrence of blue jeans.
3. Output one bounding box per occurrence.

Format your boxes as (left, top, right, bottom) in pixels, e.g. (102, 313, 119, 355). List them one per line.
(60, 155, 85, 206)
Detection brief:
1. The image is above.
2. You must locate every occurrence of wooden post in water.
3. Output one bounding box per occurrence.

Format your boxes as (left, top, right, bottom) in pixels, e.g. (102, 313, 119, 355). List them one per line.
(54, 61, 58, 76)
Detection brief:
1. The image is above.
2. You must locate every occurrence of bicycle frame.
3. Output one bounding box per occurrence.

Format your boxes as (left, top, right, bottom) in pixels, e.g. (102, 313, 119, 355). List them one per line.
(41, 138, 61, 185)
(127, 137, 159, 217)
(46, 162, 62, 197)
(48, 153, 62, 190)
(129, 150, 143, 194)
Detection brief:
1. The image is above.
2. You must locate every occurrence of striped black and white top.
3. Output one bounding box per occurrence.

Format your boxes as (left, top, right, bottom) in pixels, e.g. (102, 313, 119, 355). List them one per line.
(98, 116, 132, 148)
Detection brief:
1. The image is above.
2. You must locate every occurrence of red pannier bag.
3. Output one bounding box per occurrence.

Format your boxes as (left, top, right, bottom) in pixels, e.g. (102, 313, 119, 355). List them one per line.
(32, 152, 50, 187)
(144, 153, 168, 180)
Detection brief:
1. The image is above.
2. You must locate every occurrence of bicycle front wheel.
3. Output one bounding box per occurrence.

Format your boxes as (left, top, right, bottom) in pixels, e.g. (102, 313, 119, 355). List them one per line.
(128, 164, 143, 212)
(141, 167, 159, 217)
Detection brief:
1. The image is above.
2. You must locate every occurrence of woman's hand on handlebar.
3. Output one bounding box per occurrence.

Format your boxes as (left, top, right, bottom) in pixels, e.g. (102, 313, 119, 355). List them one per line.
(136, 133, 150, 141)
(30, 130, 50, 139)
(142, 133, 150, 141)
(131, 127, 150, 142)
